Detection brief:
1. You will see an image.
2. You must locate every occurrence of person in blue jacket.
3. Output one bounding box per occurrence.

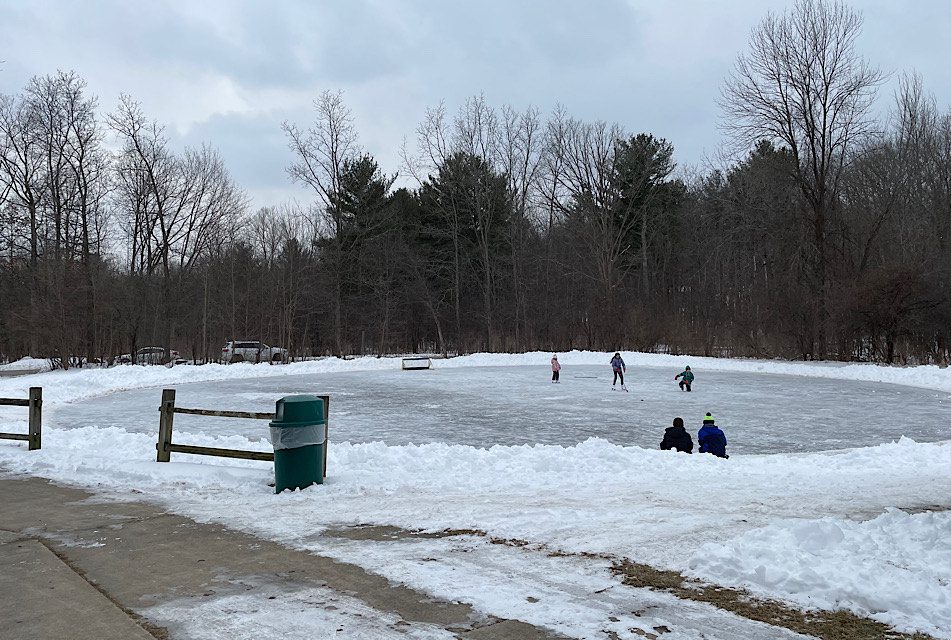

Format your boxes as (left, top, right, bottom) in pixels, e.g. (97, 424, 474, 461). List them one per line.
(697, 412, 728, 458)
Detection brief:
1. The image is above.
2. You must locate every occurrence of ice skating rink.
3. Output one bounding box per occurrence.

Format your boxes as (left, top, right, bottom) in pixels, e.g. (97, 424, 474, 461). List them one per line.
(51, 365, 951, 453)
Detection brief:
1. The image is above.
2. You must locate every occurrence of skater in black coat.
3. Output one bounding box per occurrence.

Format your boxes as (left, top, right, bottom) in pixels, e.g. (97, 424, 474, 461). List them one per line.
(660, 417, 693, 453)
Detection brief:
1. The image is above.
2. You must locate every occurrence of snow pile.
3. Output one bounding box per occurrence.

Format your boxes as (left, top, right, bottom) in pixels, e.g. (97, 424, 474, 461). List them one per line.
(0, 356, 50, 372)
(687, 509, 951, 638)
(1, 426, 949, 557)
(2, 424, 951, 636)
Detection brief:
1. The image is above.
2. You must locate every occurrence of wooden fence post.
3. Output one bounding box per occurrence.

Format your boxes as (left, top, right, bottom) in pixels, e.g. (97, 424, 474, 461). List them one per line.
(320, 395, 329, 478)
(28, 387, 41, 451)
(157, 388, 176, 462)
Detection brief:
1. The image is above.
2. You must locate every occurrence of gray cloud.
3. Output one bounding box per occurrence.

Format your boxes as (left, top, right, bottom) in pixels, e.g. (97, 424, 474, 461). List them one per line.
(2, 0, 950, 209)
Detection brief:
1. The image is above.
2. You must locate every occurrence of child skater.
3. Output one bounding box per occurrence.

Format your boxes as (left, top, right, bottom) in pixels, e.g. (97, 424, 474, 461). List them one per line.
(551, 354, 561, 383)
(610, 352, 627, 391)
(674, 366, 694, 391)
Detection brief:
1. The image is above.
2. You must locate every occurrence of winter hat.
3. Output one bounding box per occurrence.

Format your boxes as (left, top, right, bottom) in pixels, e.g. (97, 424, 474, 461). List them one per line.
(685, 366, 690, 370)
(673, 417, 684, 428)
(552, 354, 558, 359)
(703, 412, 714, 423)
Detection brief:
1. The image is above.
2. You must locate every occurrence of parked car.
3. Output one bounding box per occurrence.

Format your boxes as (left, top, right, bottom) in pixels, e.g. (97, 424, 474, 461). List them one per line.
(115, 347, 180, 365)
(221, 341, 287, 363)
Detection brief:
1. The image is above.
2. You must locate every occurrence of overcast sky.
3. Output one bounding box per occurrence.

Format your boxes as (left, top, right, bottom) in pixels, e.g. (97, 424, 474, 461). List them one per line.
(2, 0, 950, 209)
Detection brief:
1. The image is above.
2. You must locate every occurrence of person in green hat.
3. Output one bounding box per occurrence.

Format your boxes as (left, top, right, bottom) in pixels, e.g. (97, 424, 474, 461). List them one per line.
(697, 412, 728, 458)
(674, 366, 694, 391)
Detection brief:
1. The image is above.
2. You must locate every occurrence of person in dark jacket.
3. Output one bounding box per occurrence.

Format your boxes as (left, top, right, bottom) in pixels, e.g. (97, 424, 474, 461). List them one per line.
(660, 417, 693, 453)
(697, 412, 728, 458)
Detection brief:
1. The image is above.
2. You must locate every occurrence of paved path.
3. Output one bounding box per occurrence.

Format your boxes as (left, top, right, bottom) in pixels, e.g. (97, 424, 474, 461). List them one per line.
(0, 475, 558, 640)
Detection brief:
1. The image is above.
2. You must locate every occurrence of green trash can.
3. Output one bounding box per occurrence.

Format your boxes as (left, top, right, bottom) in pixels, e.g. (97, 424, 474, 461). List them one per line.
(269, 395, 326, 493)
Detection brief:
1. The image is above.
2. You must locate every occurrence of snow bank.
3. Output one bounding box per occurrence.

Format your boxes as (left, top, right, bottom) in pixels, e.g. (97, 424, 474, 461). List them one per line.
(1, 425, 950, 638)
(687, 509, 951, 639)
(0, 356, 50, 372)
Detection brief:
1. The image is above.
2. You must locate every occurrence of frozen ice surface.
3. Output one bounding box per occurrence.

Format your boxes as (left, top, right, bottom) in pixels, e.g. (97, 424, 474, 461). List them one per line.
(51, 365, 951, 453)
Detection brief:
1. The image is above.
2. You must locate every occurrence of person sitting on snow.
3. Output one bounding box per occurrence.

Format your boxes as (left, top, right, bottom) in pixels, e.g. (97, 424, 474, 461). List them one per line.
(674, 366, 694, 391)
(697, 412, 728, 458)
(660, 417, 693, 453)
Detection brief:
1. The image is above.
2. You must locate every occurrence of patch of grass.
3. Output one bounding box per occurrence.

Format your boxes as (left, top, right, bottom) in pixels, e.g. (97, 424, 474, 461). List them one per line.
(326, 524, 937, 640)
(613, 559, 934, 640)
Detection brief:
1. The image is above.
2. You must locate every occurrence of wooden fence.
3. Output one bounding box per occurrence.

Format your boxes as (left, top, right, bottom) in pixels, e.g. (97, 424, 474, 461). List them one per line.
(0, 387, 42, 450)
(156, 388, 329, 476)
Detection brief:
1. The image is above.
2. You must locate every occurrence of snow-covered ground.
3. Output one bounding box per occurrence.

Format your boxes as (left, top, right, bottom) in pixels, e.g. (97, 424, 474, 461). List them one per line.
(1, 351, 950, 639)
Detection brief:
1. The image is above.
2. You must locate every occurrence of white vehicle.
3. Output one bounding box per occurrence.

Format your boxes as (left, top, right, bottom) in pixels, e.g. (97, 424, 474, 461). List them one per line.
(221, 341, 287, 363)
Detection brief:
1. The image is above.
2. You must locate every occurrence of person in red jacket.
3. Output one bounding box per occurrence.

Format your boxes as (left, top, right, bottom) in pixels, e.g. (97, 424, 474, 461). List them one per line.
(550, 354, 561, 383)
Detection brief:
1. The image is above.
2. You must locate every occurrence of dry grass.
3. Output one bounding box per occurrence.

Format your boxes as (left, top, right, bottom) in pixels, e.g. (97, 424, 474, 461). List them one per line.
(325, 524, 937, 640)
(613, 559, 934, 640)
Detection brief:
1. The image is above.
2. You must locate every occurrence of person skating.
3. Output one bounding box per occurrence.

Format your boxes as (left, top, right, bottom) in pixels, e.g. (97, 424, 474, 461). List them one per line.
(674, 366, 694, 391)
(697, 412, 728, 458)
(551, 354, 561, 383)
(660, 417, 693, 453)
(610, 352, 627, 391)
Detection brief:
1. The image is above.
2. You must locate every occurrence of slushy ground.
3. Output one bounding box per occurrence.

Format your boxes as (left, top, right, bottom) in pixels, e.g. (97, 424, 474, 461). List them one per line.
(51, 365, 951, 453)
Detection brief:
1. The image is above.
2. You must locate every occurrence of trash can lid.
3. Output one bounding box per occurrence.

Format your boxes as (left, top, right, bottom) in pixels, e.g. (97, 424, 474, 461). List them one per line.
(270, 395, 326, 427)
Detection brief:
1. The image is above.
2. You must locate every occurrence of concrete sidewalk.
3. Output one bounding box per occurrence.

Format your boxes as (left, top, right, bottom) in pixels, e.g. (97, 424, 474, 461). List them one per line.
(0, 475, 557, 640)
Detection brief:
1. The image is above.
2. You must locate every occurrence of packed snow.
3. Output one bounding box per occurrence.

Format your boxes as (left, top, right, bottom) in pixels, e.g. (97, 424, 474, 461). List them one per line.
(0, 356, 50, 372)
(146, 585, 455, 640)
(687, 509, 951, 638)
(1, 351, 950, 639)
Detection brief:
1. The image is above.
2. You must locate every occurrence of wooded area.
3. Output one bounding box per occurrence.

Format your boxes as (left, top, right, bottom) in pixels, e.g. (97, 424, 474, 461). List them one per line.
(2, 1, 949, 366)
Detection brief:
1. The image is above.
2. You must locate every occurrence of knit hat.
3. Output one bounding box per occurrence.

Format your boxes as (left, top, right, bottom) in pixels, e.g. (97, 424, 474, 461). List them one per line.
(703, 412, 714, 423)
(673, 417, 684, 428)
(685, 366, 690, 370)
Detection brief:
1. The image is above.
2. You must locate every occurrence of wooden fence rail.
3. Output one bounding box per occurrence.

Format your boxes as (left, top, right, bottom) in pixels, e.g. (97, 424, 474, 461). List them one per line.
(0, 387, 42, 450)
(156, 388, 329, 475)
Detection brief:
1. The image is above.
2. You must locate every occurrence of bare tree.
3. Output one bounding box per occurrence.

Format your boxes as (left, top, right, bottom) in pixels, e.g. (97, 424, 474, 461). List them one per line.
(110, 97, 245, 360)
(720, 0, 884, 357)
(497, 104, 543, 349)
(548, 115, 631, 344)
(283, 90, 359, 356)
(0, 91, 43, 353)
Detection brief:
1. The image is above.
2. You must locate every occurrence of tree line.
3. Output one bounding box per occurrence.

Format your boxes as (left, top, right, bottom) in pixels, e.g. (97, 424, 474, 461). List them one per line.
(2, 0, 950, 367)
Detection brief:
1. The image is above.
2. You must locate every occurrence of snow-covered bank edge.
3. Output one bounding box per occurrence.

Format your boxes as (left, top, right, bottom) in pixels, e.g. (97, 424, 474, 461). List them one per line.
(2, 427, 950, 639)
(1, 350, 950, 412)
